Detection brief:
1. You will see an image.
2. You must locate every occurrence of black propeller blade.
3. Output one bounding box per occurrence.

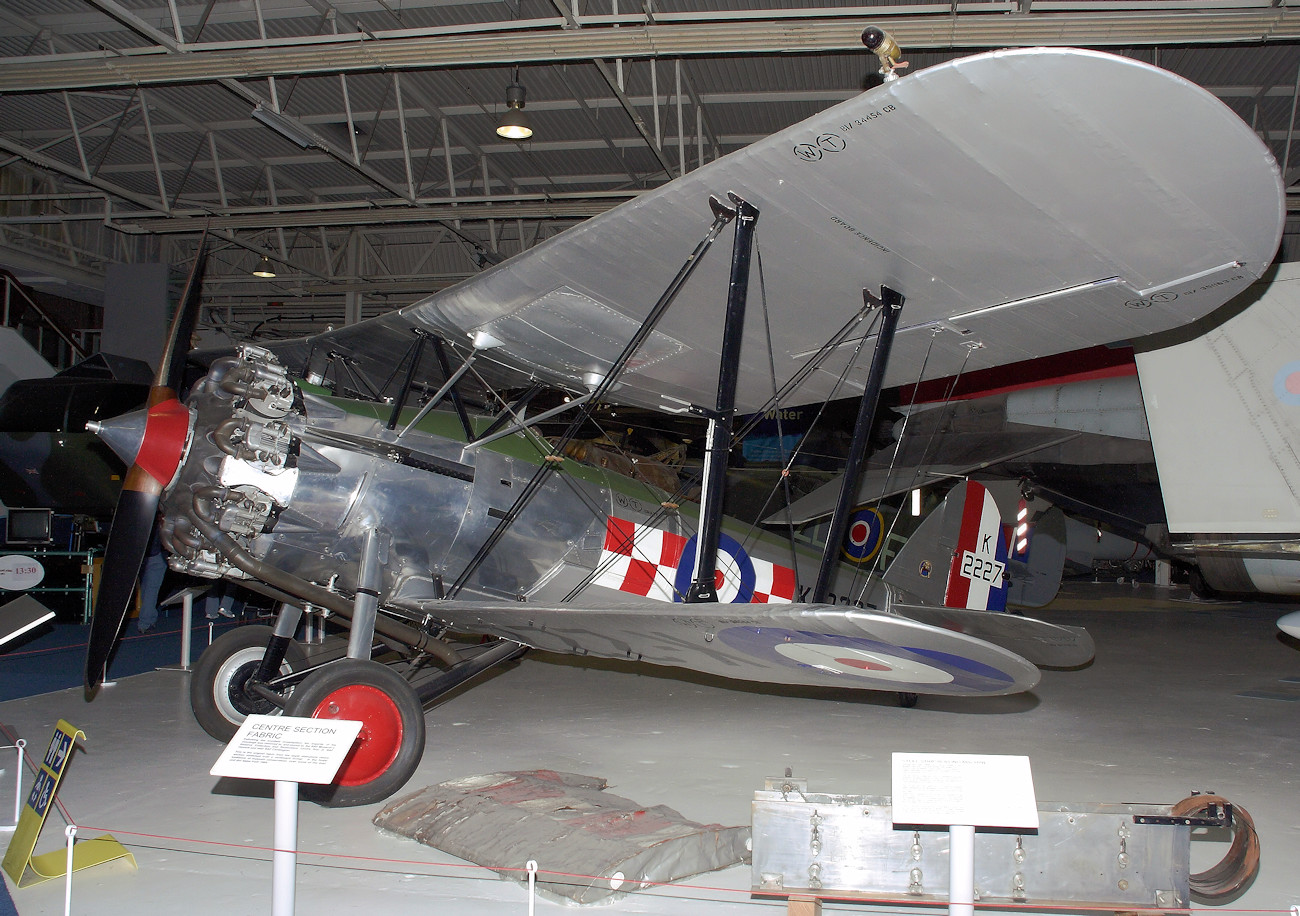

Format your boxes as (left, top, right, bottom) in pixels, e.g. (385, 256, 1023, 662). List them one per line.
(84, 239, 209, 695)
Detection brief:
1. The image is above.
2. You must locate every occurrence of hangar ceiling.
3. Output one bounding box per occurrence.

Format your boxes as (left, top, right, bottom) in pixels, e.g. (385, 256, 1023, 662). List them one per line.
(1, 0, 1299, 346)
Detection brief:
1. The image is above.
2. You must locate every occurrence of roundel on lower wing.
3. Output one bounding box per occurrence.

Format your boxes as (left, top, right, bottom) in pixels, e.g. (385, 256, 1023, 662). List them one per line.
(672, 533, 756, 603)
(842, 507, 884, 564)
(717, 627, 1018, 693)
(1274, 361, 1300, 406)
(774, 641, 953, 684)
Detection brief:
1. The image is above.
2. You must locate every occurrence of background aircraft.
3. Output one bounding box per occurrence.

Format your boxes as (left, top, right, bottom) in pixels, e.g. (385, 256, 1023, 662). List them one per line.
(803, 262, 1300, 602)
(82, 40, 1284, 807)
(1135, 262, 1300, 597)
(0, 353, 150, 521)
(0, 354, 149, 620)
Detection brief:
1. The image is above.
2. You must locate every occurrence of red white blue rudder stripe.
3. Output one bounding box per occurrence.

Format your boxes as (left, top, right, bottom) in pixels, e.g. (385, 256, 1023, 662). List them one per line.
(943, 481, 1010, 611)
(881, 480, 1011, 610)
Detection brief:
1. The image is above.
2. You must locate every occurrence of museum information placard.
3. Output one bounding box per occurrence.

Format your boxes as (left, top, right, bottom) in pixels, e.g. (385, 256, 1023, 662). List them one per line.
(212, 715, 362, 785)
(891, 753, 1038, 829)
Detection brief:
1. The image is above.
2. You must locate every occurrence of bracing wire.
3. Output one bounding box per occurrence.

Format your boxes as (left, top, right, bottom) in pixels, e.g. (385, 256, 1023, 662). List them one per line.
(753, 238, 803, 583)
(851, 337, 980, 605)
(734, 307, 885, 578)
(839, 326, 942, 603)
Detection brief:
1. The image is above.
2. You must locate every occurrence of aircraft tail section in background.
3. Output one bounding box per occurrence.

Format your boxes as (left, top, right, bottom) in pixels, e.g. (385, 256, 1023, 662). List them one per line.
(1135, 262, 1300, 595)
(0, 327, 53, 399)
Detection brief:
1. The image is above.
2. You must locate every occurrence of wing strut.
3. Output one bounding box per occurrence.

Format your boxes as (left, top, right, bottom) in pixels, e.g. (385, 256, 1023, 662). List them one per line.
(431, 336, 475, 440)
(385, 330, 432, 430)
(448, 197, 738, 598)
(397, 331, 501, 439)
(686, 194, 760, 601)
(811, 286, 905, 604)
(474, 383, 544, 442)
(464, 390, 595, 451)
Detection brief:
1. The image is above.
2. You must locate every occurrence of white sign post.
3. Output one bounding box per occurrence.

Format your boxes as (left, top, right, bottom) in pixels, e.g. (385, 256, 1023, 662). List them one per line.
(157, 587, 201, 672)
(211, 715, 363, 916)
(892, 753, 1039, 916)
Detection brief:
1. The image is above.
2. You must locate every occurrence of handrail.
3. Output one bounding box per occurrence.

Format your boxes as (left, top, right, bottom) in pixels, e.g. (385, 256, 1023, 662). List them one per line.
(0, 268, 88, 367)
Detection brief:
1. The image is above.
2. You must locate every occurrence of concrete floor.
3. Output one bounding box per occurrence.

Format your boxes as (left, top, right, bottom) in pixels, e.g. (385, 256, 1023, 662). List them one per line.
(1, 582, 1297, 916)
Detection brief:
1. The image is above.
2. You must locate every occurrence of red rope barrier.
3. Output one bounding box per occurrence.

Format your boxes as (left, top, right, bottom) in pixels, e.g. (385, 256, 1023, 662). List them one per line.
(51, 820, 1297, 914)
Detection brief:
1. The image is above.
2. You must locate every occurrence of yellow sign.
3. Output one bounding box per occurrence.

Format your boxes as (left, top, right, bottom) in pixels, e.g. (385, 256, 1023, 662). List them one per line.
(3, 719, 135, 888)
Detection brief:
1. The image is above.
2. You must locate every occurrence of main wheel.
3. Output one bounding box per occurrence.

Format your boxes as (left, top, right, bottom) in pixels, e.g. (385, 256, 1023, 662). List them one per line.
(283, 658, 426, 808)
(190, 625, 308, 742)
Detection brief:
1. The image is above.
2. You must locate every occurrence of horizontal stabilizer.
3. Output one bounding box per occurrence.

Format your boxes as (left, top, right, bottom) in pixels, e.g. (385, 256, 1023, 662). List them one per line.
(410, 598, 1041, 697)
(889, 603, 1094, 669)
(763, 431, 1078, 527)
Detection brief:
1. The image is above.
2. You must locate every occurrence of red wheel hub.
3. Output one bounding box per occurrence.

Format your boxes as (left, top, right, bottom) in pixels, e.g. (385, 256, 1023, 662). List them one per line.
(311, 684, 404, 786)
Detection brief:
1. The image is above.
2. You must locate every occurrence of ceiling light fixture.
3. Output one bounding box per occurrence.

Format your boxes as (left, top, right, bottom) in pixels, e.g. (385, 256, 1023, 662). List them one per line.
(496, 70, 533, 141)
(250, 103, 319, 149)
(253, 254, 277, 278)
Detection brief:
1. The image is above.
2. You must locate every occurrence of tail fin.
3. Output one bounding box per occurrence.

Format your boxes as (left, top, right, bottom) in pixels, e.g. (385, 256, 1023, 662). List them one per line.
(885, 489, 1090, 667)
(883, 479, 1010, 610)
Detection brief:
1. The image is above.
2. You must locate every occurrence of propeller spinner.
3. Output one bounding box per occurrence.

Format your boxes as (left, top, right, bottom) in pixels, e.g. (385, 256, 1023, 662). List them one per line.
(84, 241, 208, 695)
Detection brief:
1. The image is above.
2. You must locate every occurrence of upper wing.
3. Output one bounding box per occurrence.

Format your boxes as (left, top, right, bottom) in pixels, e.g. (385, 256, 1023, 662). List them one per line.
(280, 47, 1282, 416)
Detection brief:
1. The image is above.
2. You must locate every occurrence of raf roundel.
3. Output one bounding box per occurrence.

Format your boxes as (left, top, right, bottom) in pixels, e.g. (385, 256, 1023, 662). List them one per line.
(842, 507, 885, 564)
(774, 641, 955, 684)
(673, 533, 757, 603)
(1273, 361, 1300, 406)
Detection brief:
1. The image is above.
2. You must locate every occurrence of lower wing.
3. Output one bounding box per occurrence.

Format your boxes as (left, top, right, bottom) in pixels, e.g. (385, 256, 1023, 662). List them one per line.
(407, 599, 1044, 697)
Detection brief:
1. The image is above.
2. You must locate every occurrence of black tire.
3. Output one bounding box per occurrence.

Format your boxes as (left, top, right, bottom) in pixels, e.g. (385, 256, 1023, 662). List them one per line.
(897, 691, 919, 708)
(1187, 563, 1221, 600)
(283, 658, 426, 808)
(190, 625, 308, 742)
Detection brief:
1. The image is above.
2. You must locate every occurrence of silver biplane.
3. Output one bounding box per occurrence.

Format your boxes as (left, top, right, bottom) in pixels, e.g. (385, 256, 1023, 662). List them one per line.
(83, 36, 1284, 807)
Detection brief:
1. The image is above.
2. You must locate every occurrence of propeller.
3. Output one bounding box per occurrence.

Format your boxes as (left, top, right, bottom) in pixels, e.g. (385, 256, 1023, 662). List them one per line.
(84, 238, 209, 695)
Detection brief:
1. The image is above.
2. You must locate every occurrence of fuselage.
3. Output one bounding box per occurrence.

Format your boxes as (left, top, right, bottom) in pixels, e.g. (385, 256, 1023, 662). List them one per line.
(158, 346, 882, 619)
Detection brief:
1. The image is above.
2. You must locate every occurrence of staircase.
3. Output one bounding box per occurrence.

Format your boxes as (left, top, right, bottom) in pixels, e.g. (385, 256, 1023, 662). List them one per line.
(0, 269, 89, 372)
